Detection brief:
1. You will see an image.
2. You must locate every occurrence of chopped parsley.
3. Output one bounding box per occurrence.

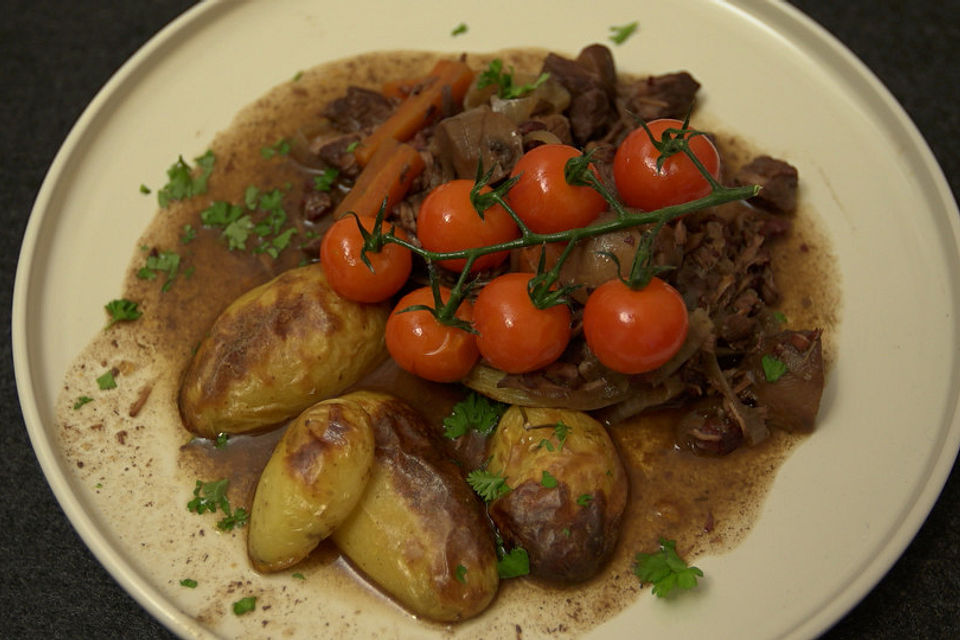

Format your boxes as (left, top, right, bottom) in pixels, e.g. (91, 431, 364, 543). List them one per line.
(455, 564, 468, 583)
(537, 420, 570, 451)
(443, 392, 506, 439)
(73, 396, 94, 410)
(137, 250, 181, 292)
(609, 21, 639, 45)
(496, 545, 530, 579)
(180, 224, 197, 244)
(201, 187, 297, 258)
(466, 469, 511, 502)
(772, 310, 788, 325)
(540, 470, 558, 488)
(157, 150, 214, 208)
(292, 70, 303, 82)
(187, 478, 249, 531)
(179, 578, 198, 588)
(139, 184, 151, 195)
(477, 59, 550, 100)
(451, 22, 468, 36)
(104, 298, 142, 329)
(291, 572, 305, 580)
(261, 138, 291, 159)
(761, 354, 789, 383)
(215, 433, 229, 449)
(312, 167, 339, 192)
(96, 370, 117, 390)
(576, 493, 593, 507)
(232, 596, 256, 615)
(345, 140, 360, 153)
(633, 538, 703, 598)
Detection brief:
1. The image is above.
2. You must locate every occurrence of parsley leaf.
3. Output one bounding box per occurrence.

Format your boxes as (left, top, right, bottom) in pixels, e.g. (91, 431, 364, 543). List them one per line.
(232, 596, 256, 615)
(97, 370, 117, 390)
(443, 392, 506, 439)
(633, 538, 703, 598)
(217, 506, 249, 531)
(179, 578, 198, 588)
(180, 224, 197, 244)
(139, 184, 151, 195)
(215, 433, 229, 449)
(313, 168, 339, 192)
(291, 572, 305, 580)
(451, 22, 468, 36)
(187, 478, 249, 531)
(73, 396, 94, 410)
(466, 469, 511, 502)
(477, 59, 550, 99)
(455, 564, 468, 583)
(609, 21, 639, 45)
(261, 138, 291, 159)
(497, 546, 530, 579)
(104, 298, 142, 328)
(576, 493, 593, 507)
(137, 250, 181, 291)
(761, 354, 789, 382)
(157, 150, 215, 208)
(541, 470, 558, 488)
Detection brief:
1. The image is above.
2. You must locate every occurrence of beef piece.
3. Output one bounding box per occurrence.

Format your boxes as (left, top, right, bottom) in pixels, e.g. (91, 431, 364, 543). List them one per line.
(744, 329, 824, 433)
(322, 86, 393, 133)
(624, 72, 700, 121)
(676, 399, 745, 456)
(314, 133, 362, 179)
(302, 188, 334, 222)
(735, 155, 799, 213)
(541, 45, 618, 144)
(431, 106, 523, 182)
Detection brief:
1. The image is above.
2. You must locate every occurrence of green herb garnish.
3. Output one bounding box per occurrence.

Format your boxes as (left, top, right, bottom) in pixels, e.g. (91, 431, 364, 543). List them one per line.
(609, 21, 639, 45)
(633, 538, 703, 598)
(187, 478, 249, 531)
(179, 578, 198, 588)
(466, 469, 511, 502)
(541, 470, 558, 488)
(157, 150, 214, 208)
(104, 298, 142, 329)
(455, 564, 468, 583)
(261, 138, 291, 159)
(232, 596, 256, 615)
(477, 59, 550, 99)
(496, 546, 530, 579)
(137, 250, 181, 291)
(96, 370, 117, 390)
(443, 392, 506, 439)
(313, 168, 339, 192)
(451, 22, 468, 36)
(73, 396, 94, 410)
(761, 354, 789, 382)
(576, 493, 593, 507)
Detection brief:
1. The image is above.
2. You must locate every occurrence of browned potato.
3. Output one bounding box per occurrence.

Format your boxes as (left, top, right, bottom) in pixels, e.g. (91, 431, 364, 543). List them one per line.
(247, 393, 375, 573)
(178, 264, 388, 438)
(486, 406, 627, 582)
(331, 391, 499, 622)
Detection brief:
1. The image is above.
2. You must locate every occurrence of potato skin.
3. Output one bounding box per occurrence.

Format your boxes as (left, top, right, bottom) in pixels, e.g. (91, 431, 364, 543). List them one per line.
(178, 264, 388, 438)
(331, 391, 499, 622)
(486, 406, 627, 583)
(247, 394, 375, 573)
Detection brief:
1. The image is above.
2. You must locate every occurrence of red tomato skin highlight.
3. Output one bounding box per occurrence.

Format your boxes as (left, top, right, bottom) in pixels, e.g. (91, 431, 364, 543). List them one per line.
(582, 277, 689, 374)
(385, 286, 479, 383)
(320, 215, 412, 303)
(506, 144, 606, 234)
(472, 272, 572, 374)
(613, 118, 721, 211)
(417, 179, 518, 272)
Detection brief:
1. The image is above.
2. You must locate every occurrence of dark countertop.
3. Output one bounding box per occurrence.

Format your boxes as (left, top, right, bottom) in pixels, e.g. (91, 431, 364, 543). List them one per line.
(2, 1, 958, 638)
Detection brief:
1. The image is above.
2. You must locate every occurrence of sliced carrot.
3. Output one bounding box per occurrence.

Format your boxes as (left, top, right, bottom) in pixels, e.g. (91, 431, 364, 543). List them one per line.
(355, 59, 474, 167)
(333, 137, 425, 220)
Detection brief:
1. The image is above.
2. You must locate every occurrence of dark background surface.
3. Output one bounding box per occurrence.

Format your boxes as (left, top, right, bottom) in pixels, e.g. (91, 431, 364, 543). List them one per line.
(2, 1, 958, 638)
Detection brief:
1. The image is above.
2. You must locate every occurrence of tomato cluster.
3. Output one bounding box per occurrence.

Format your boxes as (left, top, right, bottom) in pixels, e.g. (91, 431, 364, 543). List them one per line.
(322, 118, 717, 382)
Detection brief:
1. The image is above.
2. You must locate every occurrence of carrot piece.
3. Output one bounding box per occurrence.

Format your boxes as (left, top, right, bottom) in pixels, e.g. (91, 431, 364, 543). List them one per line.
(355, 59, 474, 167)
(333, 137, 425, 220)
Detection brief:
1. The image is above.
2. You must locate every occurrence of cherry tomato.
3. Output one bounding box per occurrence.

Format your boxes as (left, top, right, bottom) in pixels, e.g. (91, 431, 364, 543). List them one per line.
(472, 272, 572, 374)
(385, 286, 479, 382)
(505, 144, 606, 234)
(417, 179, 519, 272)
(320, 214, 412, 303)
(613, 118, 721, 211)
(582, 277, 689, 374)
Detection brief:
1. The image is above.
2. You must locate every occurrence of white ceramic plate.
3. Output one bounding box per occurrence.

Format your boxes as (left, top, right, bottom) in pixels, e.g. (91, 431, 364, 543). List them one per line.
(13, 1, 960, 639)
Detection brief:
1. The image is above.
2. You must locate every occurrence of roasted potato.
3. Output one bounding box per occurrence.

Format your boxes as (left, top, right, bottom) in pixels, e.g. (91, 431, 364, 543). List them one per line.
(331, 391, 499, 622)
(486, 406, 627, 582)
(247, 394, 375, 573)
(178, 264, 388, 438)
